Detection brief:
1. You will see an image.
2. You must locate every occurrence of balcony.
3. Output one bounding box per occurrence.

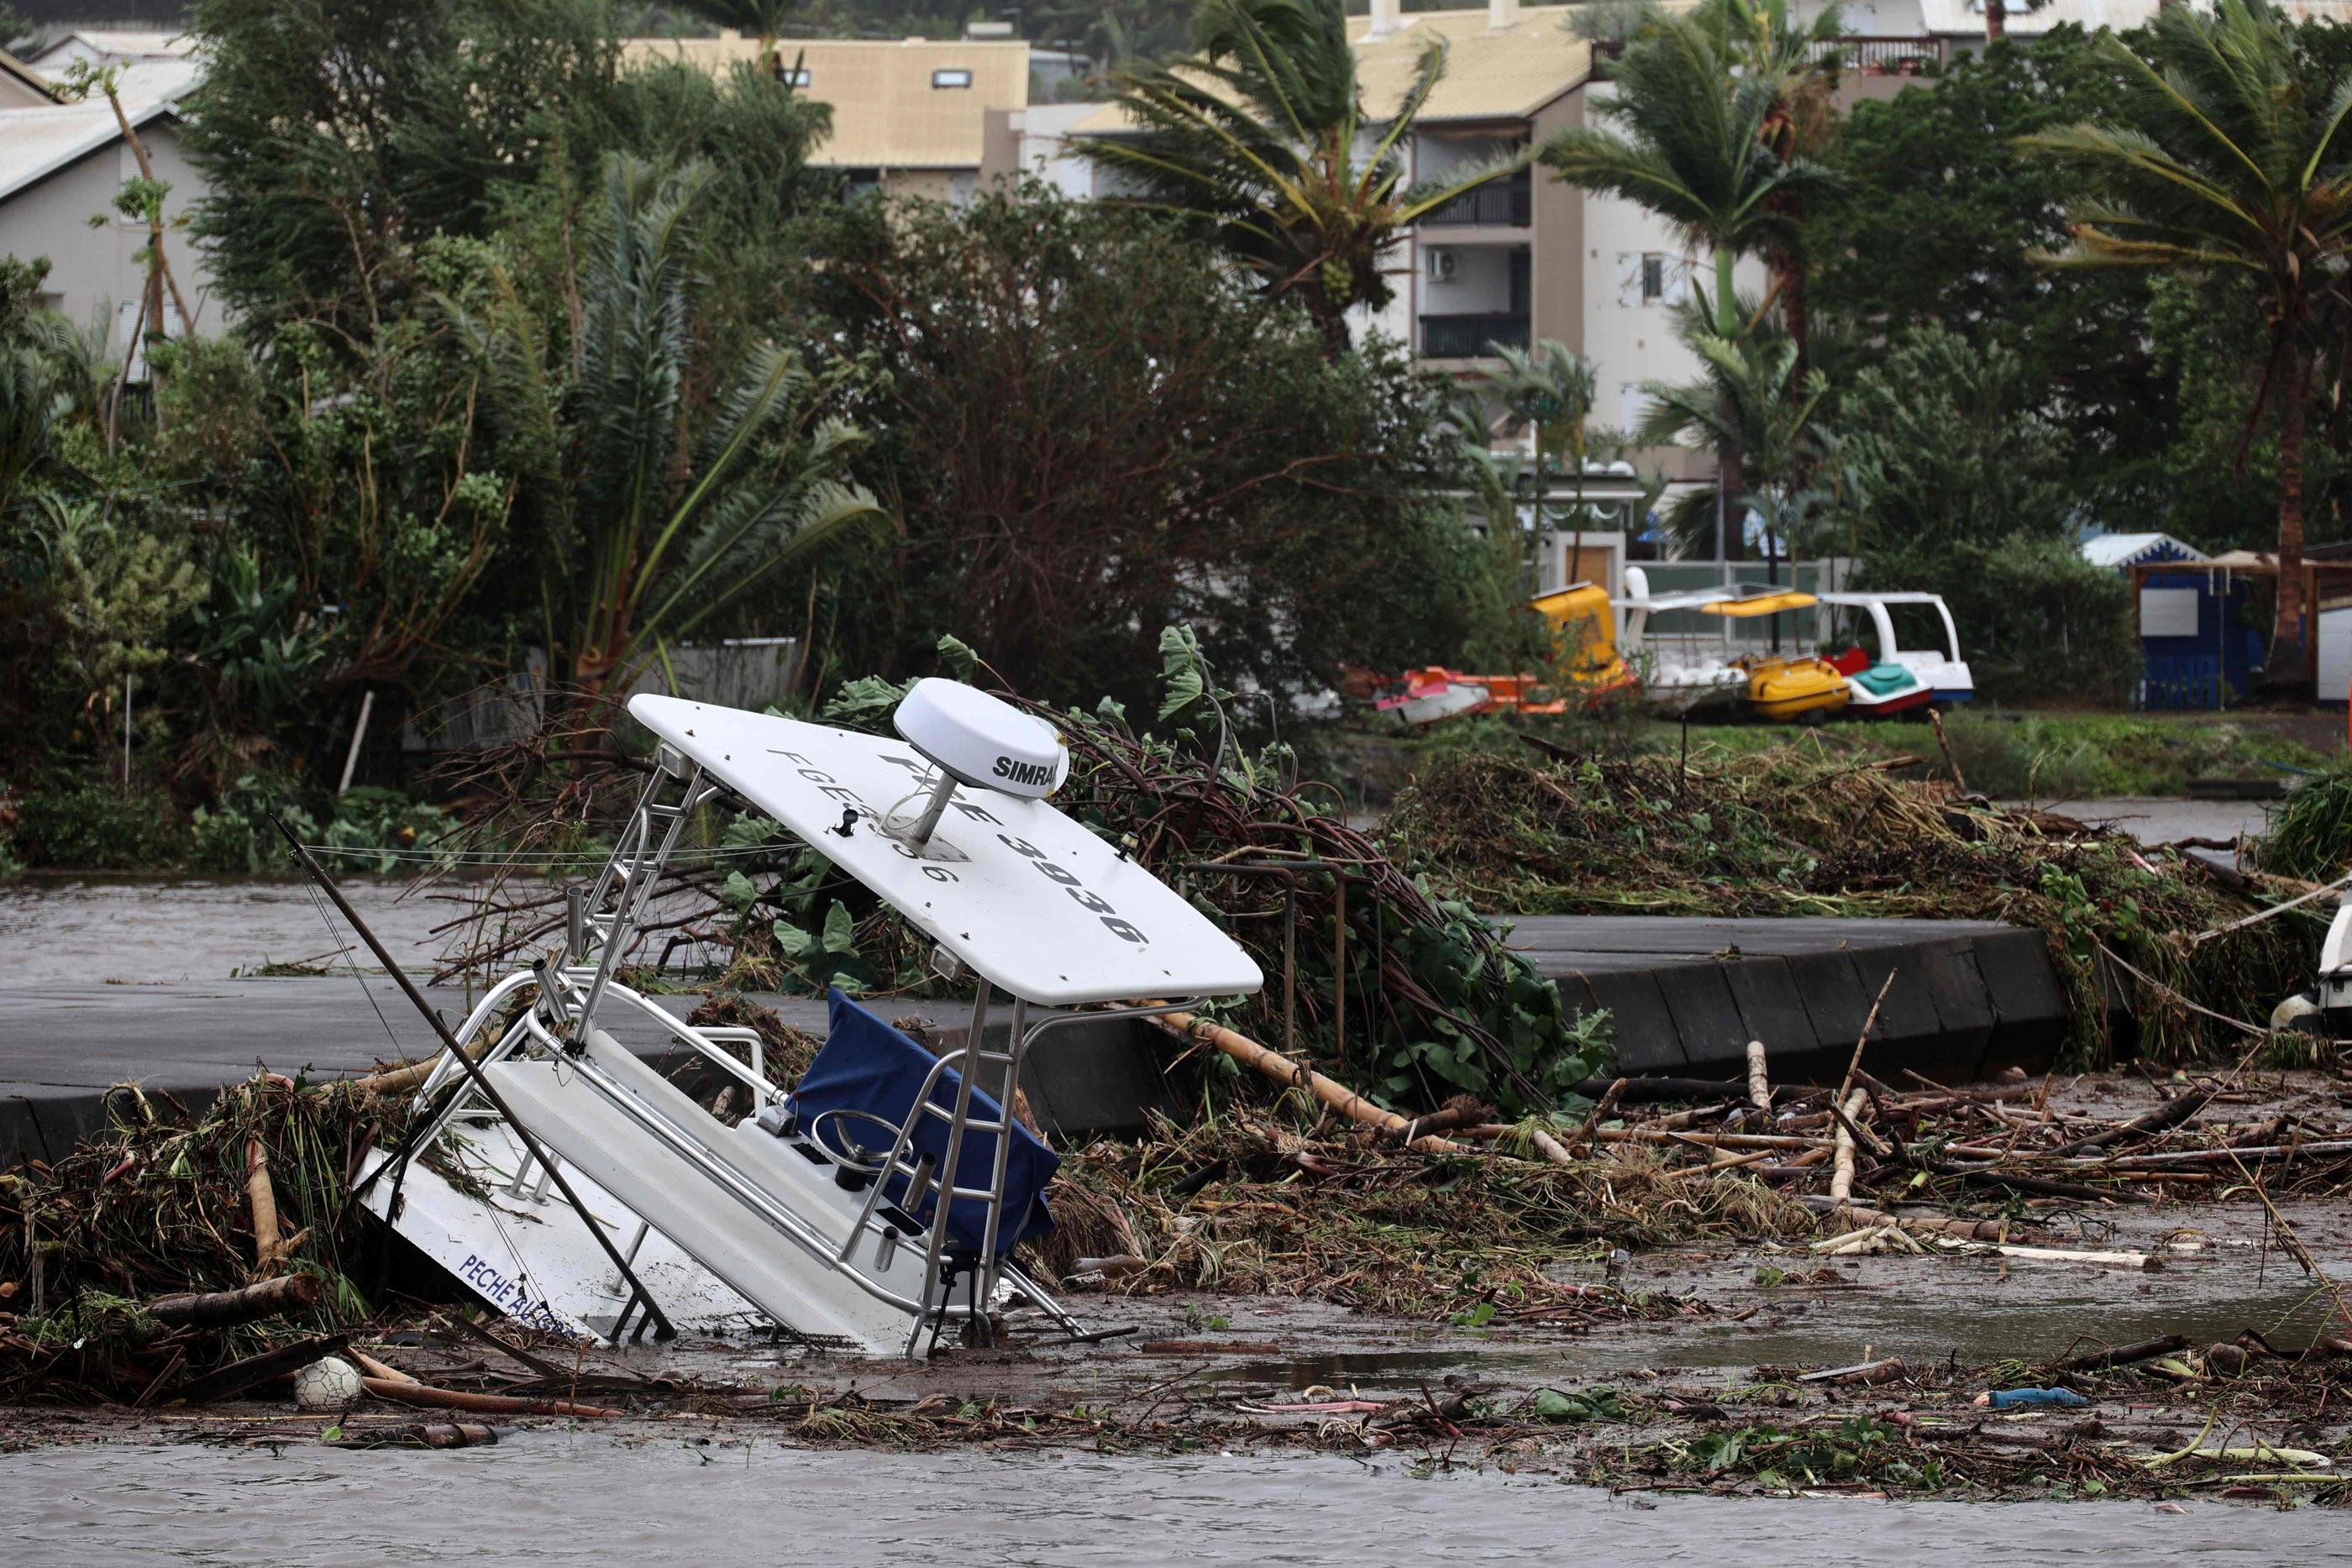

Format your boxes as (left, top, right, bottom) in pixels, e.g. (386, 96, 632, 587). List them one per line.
(1807, 36, 1943, 75)
(1421, 176, 1533, 229)
(1419, 313, 1530, 359)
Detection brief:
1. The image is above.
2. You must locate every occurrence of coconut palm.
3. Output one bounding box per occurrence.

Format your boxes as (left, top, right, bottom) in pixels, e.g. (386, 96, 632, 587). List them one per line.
(1542, 13, 1831, 558)
(2023, 0, 2352, 678)
(1074, 0, 1526, 357)
(1477, 339, 1606, 581)
(1541, 13, 1829, 342)
(460, 157, 883, 695)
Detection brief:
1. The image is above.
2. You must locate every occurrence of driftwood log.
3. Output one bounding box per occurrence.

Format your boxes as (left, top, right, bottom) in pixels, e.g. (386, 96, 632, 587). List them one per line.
(149, 1272, 322, 1329)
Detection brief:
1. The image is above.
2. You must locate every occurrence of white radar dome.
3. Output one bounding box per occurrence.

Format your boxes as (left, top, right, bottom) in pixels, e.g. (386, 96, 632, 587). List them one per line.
(893, 677, 1068, 800)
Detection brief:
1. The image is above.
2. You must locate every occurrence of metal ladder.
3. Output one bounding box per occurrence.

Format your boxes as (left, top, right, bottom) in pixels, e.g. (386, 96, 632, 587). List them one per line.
(565, 745, 718, 1027)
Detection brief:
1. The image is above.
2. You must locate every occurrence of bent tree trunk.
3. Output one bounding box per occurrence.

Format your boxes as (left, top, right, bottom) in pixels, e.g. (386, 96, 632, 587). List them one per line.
(2272, 347, 2311, 690)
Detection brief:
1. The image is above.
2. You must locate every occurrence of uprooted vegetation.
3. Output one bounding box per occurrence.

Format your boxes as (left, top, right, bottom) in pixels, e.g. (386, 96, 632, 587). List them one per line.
(1383, 742, 2317, 1067)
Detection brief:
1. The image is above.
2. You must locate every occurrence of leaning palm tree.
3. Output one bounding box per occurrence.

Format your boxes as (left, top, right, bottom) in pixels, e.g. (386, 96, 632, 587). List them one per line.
(1541, 13, 1828, 342)
(1074, 0, 1526, 357)
(459, 157, 883, 696)
(2023, 0, 2352, 680)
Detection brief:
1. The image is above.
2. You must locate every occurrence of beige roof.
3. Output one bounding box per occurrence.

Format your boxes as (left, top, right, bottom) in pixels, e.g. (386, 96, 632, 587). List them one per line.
(1071, 3, 1593, 136)
(621, 34, 1029, 170)
(1354, 5, 1593, 123)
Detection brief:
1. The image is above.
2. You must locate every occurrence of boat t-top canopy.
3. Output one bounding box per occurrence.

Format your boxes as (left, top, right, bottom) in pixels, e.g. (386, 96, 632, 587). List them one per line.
(627, 691, 1263, 1008)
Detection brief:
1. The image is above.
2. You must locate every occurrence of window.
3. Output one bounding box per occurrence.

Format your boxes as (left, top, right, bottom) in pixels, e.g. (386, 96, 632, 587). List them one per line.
(779, 66, 811, 87)
(932, 67, 973, 88)
(1641, 253, 1667, 303)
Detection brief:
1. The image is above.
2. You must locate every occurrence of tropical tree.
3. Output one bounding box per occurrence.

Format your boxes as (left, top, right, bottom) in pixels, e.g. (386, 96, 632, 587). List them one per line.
(1693, 0, 1845, 371)
(1074, 0, 1526, 356)
(1477, 339, 1604, 583)
(463, 157, 884, 695)
(0, 266, 85, 512)
(1633, 291, 1835, 566)
(2023, 0, 2352, 679)
(1542, 13, 1831, 557)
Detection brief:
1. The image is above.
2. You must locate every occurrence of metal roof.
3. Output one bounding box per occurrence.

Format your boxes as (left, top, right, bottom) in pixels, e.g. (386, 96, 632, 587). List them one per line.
(2079, 532, 2209, 569)
(621, 34, 1030, 170)
(0, 60, 194, 202)
(1069, 2, 1600, 138)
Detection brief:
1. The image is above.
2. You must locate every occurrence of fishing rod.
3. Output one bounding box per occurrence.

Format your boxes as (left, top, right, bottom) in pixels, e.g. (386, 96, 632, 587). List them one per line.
(271, 815, 675, 1343)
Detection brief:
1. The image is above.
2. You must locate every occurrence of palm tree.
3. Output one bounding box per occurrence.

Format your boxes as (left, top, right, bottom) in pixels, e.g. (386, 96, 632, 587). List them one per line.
(1542, 14, 1826, 342)
(1694, 0, 1845, 374)
(1477, 339, 1602, 582)
(1542, 13, 1830, 555)
(1074, 0, 1526, 357)
(460, 157, 884, 695)
(1633, 290, 1835, 568)
(2023, 0, 2352, 681)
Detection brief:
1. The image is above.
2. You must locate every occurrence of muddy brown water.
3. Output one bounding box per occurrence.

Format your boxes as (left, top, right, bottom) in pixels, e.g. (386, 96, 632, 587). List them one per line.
(8, 1440, 2346, 1565)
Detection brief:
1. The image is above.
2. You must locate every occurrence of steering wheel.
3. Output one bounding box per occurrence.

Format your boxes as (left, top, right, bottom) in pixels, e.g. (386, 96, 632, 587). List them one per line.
(807, 1107, 908, 1173)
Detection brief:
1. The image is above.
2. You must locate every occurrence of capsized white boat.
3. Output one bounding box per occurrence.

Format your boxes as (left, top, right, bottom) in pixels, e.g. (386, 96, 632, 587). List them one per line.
(356, 677, 1263, 1356)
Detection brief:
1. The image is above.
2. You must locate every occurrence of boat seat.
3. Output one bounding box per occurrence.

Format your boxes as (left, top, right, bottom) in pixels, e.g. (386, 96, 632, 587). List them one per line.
(788, 989, 1058, 1259)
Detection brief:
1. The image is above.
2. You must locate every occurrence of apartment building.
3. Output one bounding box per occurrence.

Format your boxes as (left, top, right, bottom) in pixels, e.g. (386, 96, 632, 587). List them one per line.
(1010, 2, 1751, 493)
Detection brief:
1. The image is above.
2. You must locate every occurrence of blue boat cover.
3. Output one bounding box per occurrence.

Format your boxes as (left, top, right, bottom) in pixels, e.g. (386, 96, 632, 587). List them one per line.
(788, 989, 1058, 1258)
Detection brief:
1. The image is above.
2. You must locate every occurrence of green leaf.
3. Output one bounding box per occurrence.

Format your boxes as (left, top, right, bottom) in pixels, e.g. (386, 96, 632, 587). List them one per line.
(771, 920, 816, 958)
(936, 633, 979, 681)
(821, 899, 856, 952)
(717, 870, 758, 912)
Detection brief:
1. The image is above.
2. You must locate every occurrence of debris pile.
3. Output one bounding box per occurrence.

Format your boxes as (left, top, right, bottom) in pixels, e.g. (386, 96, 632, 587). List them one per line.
(1385, 743, 2318, 1064)
(0, 1076, 403, 1404)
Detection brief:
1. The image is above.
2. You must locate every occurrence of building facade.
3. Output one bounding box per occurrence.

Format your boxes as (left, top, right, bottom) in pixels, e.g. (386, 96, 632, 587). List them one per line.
(0, 59, 218, 343)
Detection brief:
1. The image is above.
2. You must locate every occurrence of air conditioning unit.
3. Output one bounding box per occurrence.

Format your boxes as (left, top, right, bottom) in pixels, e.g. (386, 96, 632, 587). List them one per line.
(1425, 247, 1458, 284)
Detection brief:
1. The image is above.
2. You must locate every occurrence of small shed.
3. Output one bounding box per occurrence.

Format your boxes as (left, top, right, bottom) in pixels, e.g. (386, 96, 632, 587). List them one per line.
(2078, 534, 2261, 708)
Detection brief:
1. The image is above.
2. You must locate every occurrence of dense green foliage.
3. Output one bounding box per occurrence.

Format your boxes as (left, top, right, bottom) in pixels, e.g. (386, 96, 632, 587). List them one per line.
(0, 0, 1498, 869)
(807, 187, 1484, 712)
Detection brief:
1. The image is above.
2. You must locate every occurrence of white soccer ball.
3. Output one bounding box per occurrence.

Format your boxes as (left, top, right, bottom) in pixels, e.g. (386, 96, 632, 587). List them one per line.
(293, 1355, 365, 1412)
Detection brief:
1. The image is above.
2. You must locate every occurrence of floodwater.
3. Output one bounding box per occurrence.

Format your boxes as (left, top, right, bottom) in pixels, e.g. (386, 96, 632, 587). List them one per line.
(8, 1439, 2347, 1566)
(0, 877, 470, 983)
(0, 876, 722, 984)
(0, 794, 2276, 985)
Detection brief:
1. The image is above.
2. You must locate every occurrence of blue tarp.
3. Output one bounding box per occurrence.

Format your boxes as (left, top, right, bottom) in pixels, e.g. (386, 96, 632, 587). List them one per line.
(788, 989, 1058, 1258)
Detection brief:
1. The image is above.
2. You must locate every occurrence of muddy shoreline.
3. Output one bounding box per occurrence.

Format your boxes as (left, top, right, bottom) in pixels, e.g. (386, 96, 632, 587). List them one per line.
(13, 1072, 2352, 1508)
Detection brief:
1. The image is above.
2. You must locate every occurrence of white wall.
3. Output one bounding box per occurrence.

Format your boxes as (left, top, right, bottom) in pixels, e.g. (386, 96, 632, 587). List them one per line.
(1579, 187, 1765, 429)
(1008, 102, 1115, 198)
(0, 118, 223, 343)
(1420, 241, 1519, 317)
